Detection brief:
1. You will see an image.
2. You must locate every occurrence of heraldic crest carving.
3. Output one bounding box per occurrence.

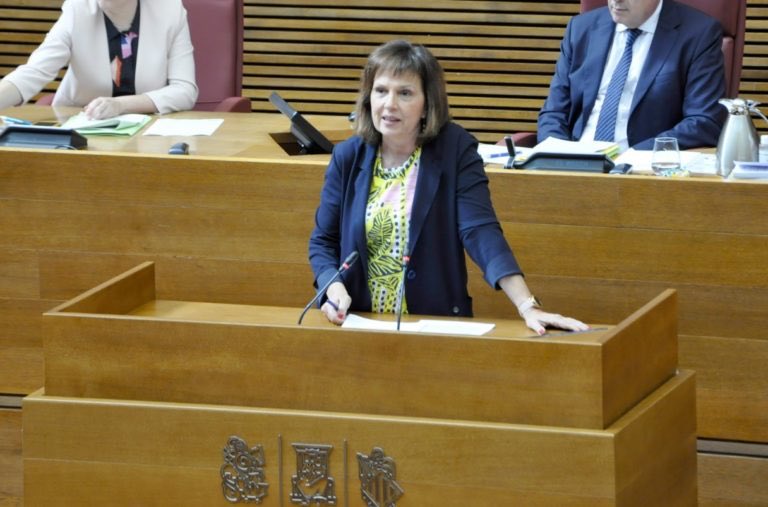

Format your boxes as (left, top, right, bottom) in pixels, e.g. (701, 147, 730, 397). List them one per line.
(290, 443, 337, 505)
(357, 447, 404, 507)
(221, 436, 269, 503)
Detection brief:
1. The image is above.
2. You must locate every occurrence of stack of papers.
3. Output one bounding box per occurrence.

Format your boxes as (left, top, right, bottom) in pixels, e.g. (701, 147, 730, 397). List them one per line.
(341, 314, 495, 336)
(532, 137, 620, 159)
(479, 137, 619, 168)
(61, 113, 151, 136)
(729, 161, 768, 180)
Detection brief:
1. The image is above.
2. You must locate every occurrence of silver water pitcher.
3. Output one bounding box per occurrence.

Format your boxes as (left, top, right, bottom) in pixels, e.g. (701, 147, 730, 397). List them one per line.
(715, 98, 760, 177)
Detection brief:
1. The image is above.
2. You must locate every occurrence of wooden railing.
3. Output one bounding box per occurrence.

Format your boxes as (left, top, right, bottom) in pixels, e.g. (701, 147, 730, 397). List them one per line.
(1, 0, 766, 142)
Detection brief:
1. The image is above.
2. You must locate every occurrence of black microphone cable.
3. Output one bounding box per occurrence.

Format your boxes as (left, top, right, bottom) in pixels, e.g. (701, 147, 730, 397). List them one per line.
(395, 253, 410, 331)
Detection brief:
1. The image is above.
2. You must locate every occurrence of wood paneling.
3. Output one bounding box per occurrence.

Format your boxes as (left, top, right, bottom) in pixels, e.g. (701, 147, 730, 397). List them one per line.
(23, 372, 697, 506)
(41, 269, 677, 430)
(0, 1, 765, 500)
(3, 394, 764, 505)
(699, 454, 768, 506)
(0, 409, 22, 506)
(0, 141, 766, 445)
(1, 1, 765, 141)
(7, 401, 764, 507)
(0, 298, 48, 394)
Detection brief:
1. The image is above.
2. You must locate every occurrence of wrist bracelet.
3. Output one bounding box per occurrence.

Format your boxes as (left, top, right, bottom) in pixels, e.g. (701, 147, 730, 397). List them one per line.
(517, 295, 542, 316)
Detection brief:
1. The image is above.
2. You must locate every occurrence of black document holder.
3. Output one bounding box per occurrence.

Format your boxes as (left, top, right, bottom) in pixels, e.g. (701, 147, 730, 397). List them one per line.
(508, 152, 615, 173)
(0, 125, 87, 150)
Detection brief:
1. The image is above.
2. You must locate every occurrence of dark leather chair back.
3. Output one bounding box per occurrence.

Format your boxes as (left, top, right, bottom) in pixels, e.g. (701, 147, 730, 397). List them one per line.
(580, 0, 746, 98)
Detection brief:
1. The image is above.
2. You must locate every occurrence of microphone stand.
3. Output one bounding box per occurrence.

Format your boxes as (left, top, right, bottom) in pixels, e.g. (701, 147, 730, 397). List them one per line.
(298, 251, 359, 325)
(395, 255, 410, 331)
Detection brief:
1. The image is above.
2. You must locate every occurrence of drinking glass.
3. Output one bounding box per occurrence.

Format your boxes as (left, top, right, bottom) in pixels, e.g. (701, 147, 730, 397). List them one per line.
(651, 137, 682, 176)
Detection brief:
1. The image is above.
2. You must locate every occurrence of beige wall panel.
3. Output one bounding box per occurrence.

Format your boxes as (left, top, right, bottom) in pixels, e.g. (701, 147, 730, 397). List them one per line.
(0, 345, 42, 394)
(501, 222, 767, 289)
(1, 198, 313, 261)
(0, 299, 50, 393)
(38, 251, 315, 306)
(487, 171, 768, 235)
(0, 249, 37, 299)
(0, 151, 325, 209)
(683, 334, 768, 442)
(698, 454, 768, 506)
(0, 409, 23, 504)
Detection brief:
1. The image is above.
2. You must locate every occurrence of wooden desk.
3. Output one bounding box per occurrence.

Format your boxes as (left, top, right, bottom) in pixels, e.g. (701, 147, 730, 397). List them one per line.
(1, 105, 352, 159)
(24, 263, 695, 505)
(1, 110, 766, 449)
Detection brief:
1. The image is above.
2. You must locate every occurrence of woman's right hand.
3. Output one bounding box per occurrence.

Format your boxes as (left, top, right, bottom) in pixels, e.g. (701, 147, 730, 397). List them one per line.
(321, 281, 352, 325)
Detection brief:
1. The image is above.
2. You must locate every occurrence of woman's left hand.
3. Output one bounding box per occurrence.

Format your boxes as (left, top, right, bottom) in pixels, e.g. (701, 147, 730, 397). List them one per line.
(521, 308, 590, 336)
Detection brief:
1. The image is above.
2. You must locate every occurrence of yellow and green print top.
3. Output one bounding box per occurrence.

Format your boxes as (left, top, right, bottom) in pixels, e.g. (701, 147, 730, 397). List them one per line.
(366, 147, 421, 313)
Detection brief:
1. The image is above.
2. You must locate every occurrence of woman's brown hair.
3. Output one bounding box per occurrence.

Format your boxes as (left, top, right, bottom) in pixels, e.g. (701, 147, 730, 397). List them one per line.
(354, 40, 451, 145)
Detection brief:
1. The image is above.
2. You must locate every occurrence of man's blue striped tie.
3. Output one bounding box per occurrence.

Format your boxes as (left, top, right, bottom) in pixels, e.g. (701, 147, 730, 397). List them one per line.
(594, 28, 642, 141)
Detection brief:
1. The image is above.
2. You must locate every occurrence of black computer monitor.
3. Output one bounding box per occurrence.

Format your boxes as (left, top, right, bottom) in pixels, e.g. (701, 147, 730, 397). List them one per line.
(268, 91, 334, 154)
(0, 125, 87, 150)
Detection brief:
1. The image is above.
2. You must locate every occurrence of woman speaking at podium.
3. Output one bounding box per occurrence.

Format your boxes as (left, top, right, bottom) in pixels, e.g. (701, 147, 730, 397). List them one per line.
(0, 0, 197, 119)
(309, 40, 587, 336)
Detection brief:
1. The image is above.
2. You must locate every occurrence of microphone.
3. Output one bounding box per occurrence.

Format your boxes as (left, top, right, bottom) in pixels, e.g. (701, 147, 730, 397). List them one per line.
(395, 254, 410, 331)
(298, 251, 359, 325)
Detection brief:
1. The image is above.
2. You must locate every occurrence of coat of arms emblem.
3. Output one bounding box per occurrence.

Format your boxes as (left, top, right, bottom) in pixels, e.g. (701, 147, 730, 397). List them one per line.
(290, 443, 337, 505)
(357, 447, 404, 507)
(220, 436, 269, 503)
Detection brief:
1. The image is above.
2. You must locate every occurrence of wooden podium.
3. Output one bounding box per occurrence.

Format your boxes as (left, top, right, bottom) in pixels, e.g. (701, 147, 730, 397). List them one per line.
(24, 262, 696, 506)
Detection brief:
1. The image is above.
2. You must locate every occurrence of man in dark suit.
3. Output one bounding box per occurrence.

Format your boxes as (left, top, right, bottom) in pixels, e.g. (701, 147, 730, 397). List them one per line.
(538, 0, 726, 151)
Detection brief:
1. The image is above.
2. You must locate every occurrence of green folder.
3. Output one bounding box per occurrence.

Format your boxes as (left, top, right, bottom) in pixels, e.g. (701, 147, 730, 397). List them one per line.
(61, 113, 151, 136)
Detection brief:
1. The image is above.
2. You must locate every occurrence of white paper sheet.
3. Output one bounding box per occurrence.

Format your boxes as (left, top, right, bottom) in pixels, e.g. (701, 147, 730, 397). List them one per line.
(477, 142, 510, 164)
(142, 118, 224, 136)
(341, 314, 495, 336)
(417, 319, 495, 336)
(477, 142, 532, 166)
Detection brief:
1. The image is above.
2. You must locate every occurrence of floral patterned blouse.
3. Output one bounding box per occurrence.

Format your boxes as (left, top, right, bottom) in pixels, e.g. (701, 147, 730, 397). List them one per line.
(365, 146, 421, 313)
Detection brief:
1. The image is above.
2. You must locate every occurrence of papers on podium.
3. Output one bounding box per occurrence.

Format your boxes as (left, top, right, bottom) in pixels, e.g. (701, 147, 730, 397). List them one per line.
(341, 313, 495, 336)
(61, 112, 151, 136)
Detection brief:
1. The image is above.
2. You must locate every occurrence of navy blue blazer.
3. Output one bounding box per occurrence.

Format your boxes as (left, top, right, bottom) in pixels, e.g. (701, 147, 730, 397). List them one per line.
(308, 122, 522, 317)
(538, 0, 726, 150)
